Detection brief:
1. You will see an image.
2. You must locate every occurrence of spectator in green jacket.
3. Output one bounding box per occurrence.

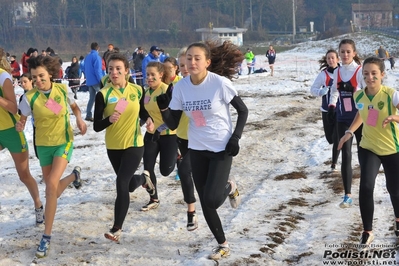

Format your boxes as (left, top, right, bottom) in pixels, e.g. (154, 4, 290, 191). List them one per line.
(244, 48, 254, 75)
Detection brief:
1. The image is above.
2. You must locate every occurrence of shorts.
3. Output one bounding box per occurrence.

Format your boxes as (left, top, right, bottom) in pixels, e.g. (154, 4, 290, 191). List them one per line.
(0, 127, 28, 153)
(37, 142, 74, 167)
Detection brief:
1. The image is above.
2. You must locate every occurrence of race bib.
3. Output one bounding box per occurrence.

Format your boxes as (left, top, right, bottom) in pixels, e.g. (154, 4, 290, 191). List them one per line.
(191, 110, 206, 127)
(366, 108, 378, 127)
(45, 98, 62, 115)
(115, 98, 128, 114)
(144, 95, 151, 104)
(343, 98, 352, 112)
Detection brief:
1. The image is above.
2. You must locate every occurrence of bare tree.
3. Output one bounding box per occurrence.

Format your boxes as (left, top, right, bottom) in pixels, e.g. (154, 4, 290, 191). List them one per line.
(254, 0, 266, 30)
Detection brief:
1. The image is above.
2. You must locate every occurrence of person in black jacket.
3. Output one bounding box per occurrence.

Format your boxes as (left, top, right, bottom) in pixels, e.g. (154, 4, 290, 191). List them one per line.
(133, 47, 145, 86)
(67, 56, 81, 99)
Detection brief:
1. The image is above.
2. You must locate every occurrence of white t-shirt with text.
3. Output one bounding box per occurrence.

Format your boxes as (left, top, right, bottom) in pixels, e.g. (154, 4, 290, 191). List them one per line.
(169, 71, 237, 152)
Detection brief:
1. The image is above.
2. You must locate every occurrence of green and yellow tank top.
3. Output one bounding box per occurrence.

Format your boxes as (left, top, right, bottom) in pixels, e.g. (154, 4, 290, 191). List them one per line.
(25, 83, 73, 146)
(100, 82, 144, 149)
(144, 82, 176, 135)
(355, 85, 399, 155)
(0, 68, 20, 130)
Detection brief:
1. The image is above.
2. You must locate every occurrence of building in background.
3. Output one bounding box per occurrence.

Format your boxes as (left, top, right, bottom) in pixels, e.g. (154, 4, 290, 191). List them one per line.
(196, 25, 247, 47)
(352, 3, 393, 29)
(14, 1, 37, 26)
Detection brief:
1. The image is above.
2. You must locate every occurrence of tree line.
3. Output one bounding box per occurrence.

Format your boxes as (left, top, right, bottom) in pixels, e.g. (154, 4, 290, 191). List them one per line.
(0, 0, 397, 53)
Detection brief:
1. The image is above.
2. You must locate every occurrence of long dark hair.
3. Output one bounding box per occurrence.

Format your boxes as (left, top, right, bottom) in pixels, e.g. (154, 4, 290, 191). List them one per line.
(187, 41, 244, 80)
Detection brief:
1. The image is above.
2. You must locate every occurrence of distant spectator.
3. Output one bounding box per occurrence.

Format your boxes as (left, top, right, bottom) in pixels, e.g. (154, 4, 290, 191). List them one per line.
(45, 47, 56, 57)
(141, 45, 162, 85)
(251, 56, 256, 74)
(159, 49, 168, 63)
(375, 46, 389, 60)
(78, 55, 85, 77)
(389, 57, 395, 70)
(244, 48, 254, 75)
(133, 47, 145, 86)
(67, 56, 81, 100)
(31, 49, 38, 58)
(83, 42, 104, 121)
(266, 45, 276, 76)
(41, 50, 46, 56)
(10, 55, 21, 80)
(21, 48, 34, 74)
(103, 44, 114, 72)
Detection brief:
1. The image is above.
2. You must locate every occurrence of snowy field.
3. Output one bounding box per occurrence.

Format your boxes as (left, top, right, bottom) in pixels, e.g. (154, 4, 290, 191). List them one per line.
(2, 32, 399, 265)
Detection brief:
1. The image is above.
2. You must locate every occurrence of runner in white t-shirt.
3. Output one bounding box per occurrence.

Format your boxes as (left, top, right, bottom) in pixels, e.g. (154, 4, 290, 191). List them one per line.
(157, 42, 248, 261)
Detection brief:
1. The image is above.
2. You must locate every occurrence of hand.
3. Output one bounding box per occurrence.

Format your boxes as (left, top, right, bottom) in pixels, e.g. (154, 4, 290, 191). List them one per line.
(152, 130, 160, 142)
(327, 106, 336, 125)
(225, 135, 240, 156)
(319, 86, 329, 96)
(109, 112, 121, 123)
(156, 93, 170, 110)
(382, 115, 397, 128)
(145, 117, 154, 132)
(337, 133, 352, 150)
(15, 120, 26, 132)
(77, 118, 87, 135)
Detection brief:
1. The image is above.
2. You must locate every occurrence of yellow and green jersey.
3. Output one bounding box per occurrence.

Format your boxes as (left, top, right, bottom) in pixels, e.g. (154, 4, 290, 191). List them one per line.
(0, 69, 20, 130)
(100, 82, 144, 149)
(25, 83, 73, 146)
(144, 82, 176, 135)
(355, 85, 399, 155)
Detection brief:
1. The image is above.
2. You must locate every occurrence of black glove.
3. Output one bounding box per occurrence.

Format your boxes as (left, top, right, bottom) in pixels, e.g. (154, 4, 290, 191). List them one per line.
(151, 130, 160, 142)
(225, 134, 240, 156)
(327, 106, 336, 125)
(156, 93, 170, 110)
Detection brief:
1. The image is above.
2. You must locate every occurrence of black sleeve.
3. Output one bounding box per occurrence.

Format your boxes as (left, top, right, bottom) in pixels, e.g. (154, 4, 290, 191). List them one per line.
(138, 86, 151, 121)
(93, 92, 113, 132)
(229, 95, 248, 139)
(160, 109, 183, 130)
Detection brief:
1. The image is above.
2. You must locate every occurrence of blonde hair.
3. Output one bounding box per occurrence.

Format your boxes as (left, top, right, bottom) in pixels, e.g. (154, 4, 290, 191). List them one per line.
(0, 48, 11, 73)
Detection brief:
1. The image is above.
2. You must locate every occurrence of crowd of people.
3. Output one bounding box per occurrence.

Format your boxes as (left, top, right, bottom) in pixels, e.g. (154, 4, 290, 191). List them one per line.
(1, 41, 248, 261)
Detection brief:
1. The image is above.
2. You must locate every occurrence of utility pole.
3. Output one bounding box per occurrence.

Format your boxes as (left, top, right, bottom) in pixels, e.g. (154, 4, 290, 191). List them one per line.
(292, 0, 296, 43)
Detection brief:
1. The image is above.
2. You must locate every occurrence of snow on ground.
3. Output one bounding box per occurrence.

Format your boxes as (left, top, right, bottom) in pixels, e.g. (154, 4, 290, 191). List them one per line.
(2, 32, 399, 265)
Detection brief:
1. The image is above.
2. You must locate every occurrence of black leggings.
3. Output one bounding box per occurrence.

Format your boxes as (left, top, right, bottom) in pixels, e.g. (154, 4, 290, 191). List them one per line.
(142, 132, 177, 200)
(107, 146, 145, 229)
(337, 122, 362, 195)
(322, 112, 340, 165)
(177, 137, 196, 204)
(190, 149, 233, 244)
(358, 147, 399, 231)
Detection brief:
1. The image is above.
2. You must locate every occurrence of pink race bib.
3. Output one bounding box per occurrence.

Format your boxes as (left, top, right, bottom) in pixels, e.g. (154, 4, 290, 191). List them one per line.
(366, 108, 378, 127)
(115, 98, 128, 114)
(191, 110, 206, 127)
(144, 96, 151, 104)
(45, 98, 62, 115)
(343, 98, 352, 112)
